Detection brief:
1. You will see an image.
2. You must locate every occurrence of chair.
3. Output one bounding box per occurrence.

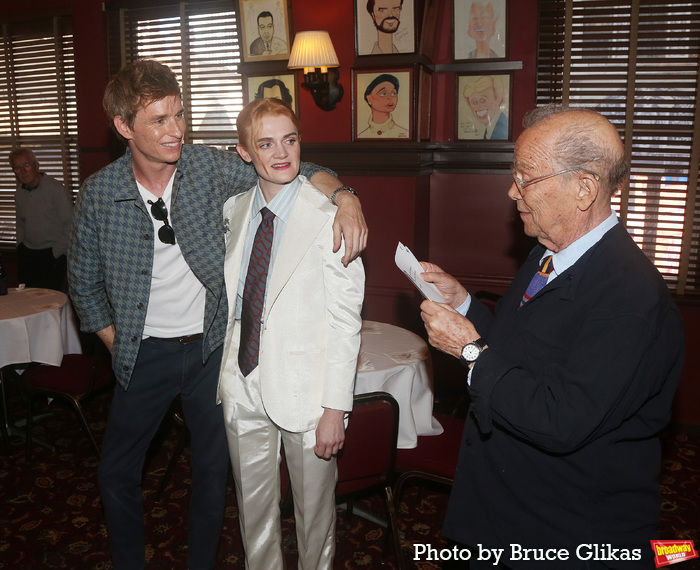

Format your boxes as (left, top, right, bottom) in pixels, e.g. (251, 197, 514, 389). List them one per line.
(392, 412, 465, 559)
(280, 391, 405, 569)
(23, 349, 115, 459)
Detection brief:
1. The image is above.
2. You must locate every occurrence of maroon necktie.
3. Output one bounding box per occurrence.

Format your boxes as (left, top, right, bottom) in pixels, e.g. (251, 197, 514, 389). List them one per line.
(238, 207, 275, 376)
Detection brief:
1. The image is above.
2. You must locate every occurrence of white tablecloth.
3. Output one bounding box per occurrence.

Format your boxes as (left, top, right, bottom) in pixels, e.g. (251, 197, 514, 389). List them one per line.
(0, 288, 82, 369)
(355, 320, 443, 448)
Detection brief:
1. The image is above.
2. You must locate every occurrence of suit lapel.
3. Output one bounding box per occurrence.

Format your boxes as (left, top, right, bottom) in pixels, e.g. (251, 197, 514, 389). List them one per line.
(223, 191, 255, 316)
(265, 188, 328, 317)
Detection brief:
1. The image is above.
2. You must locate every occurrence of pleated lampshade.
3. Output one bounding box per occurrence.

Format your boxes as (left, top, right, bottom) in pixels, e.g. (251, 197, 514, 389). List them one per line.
(287, 31, 339, 73)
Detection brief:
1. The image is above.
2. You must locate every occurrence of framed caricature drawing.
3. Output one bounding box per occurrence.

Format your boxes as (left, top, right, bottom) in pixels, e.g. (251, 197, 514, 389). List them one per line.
(456, 73, 511, 141)
(244, 74, 297, 113)
(453, 0, 507, 61)
(355, 0, 416, 57)
(238, 0, 291, 62)
(354, 68, 413, 141)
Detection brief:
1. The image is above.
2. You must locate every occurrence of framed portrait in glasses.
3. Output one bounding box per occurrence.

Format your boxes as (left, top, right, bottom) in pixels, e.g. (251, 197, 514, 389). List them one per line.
(453, 0, 507, 62)
(456, 72, 512, 141)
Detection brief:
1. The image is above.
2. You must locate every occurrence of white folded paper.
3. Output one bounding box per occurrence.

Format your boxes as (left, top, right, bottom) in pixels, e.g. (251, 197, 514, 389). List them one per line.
(395, 242, 446, 303)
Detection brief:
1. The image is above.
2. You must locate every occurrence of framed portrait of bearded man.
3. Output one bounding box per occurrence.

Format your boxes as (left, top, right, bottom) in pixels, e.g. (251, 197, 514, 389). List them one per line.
(355, 0, 416, 57)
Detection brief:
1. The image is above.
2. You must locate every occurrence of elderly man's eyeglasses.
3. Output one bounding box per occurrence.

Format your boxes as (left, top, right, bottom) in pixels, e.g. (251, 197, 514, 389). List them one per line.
(147, 198, 176, 245)
(11, 162, 36, 173)
(511, 167, 600, 194)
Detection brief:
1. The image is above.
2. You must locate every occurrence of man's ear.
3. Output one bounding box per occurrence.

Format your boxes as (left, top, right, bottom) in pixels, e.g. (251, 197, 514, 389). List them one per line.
(236, 144, 253, 163)
(576, 173, 600, 211)
(113, 115, 133, 141)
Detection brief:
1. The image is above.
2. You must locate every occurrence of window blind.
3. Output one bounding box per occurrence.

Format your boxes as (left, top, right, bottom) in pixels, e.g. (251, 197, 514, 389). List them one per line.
(108, 0, 244, 149)
(537, 0, 700, 294)
(0, 15, 79, 248)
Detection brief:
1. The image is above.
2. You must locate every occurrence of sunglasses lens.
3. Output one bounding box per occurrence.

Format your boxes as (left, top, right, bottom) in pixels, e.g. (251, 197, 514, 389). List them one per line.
(158, 224, 176, 245)
(150, 201, 168, 221)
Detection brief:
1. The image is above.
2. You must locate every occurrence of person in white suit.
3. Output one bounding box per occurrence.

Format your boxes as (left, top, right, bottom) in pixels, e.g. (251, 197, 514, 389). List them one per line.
(218, 98, 365, 570)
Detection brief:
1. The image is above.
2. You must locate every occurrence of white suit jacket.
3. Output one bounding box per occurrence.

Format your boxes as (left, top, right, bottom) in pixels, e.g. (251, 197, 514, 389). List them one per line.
(218, 176, 365, 433)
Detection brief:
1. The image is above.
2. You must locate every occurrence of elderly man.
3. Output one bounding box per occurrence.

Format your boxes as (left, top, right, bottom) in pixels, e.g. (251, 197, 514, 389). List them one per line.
(9, 147, 73, 290)
(420, 104, 683, 569)
(68, 59, 365, 570)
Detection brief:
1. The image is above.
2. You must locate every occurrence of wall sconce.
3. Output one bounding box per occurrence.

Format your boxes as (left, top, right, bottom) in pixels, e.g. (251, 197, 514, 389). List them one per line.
(287, 31, 343, 111)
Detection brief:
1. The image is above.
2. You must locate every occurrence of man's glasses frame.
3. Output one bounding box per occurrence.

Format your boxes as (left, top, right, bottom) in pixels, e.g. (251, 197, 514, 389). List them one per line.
(511, 167, 600, 195)
(147, 198, 176, 245)
(11, 162, 37, 173)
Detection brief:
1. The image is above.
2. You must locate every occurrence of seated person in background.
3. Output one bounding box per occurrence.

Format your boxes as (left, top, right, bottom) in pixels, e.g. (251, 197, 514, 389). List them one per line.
(218, 98, 365, 570)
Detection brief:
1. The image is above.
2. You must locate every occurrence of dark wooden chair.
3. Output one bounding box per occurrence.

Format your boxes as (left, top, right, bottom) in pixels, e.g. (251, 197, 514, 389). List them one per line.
(23, 348, 115, 459)
(281, 392, 405, 569)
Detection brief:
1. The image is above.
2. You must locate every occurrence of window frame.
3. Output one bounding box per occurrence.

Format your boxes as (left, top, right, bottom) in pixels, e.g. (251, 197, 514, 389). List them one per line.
(536, 0, 700, 295)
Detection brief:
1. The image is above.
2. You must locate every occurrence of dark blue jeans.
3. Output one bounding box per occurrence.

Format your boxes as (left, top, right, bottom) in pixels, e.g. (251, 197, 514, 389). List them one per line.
(98, 339, 227, 570)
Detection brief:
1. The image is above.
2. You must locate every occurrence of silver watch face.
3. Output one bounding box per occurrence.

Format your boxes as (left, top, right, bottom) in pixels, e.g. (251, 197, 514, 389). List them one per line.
(462, 343, 481, 362)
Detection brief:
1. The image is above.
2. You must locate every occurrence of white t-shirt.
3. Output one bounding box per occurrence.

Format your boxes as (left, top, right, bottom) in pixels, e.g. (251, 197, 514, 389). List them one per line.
(136, 174, 206, 338)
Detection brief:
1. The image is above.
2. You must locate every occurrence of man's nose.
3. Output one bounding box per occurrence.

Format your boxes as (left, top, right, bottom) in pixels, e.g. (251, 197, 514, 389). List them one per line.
(507, 181, 521, 201)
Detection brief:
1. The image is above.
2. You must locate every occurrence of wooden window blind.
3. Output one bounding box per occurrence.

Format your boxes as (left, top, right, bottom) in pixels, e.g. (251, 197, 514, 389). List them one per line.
(537, 0, 700, 294)
(107, 0, 244, 149)
(0, 15, 79, 248)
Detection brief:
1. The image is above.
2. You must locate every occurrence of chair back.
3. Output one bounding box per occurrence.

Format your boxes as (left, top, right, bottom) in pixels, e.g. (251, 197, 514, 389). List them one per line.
(336, 391, 399, 496)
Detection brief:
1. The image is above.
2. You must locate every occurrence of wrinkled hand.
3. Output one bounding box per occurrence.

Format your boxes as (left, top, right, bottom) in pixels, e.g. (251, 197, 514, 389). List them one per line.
(419, 262, 468, 309)
(333, 192, 368, 267)
(420, 300, 479, 359)
(314, 408, 346, 459)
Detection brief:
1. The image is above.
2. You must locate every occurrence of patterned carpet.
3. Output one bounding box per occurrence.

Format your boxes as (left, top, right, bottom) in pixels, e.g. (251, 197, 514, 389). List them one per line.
(1, 382, 699, 569)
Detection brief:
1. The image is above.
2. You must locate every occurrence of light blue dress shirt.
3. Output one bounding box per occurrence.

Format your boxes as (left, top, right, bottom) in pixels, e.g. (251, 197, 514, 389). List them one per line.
(235, 177, 302, 319)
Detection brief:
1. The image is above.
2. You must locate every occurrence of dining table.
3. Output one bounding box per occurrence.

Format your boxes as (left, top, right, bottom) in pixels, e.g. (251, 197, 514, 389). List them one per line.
(355, 320, 443, 449)
(0, 287, 83, 442)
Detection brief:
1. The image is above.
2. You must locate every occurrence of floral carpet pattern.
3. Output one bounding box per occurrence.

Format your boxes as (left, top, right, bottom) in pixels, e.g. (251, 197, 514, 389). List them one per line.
(1, 385, 699, 569)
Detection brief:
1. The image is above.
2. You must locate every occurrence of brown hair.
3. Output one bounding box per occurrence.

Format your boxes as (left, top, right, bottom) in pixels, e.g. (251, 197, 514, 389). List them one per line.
(235, 98, 302, 158)
(103, 59, 181, 140)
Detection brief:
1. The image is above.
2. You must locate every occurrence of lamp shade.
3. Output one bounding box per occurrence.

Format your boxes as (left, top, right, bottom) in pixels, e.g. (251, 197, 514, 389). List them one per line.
(287, 31, 339, 70)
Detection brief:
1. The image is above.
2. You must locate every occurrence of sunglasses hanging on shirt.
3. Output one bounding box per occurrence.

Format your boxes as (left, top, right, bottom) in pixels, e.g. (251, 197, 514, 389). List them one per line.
(147, 198, 176, 245)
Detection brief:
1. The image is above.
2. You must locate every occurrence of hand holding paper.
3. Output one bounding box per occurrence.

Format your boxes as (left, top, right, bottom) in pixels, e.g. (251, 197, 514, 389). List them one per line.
(395, 242, 446, 303)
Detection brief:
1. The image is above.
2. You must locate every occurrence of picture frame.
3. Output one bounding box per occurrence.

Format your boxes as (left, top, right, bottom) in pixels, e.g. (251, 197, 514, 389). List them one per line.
(238, 0, 291, 63)
(416, 65, 432, 141)
(453, 0, 507, 62)
(456, 72, 512, 141)
(355, 0, 416, 57)
(353, 68, 414, 141)
(243, 73, 298, 114)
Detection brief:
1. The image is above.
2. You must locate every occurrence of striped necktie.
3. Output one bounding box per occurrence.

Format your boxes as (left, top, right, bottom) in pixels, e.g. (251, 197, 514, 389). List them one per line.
(238, 207, 275, 376)
(519, 255, 554, 308)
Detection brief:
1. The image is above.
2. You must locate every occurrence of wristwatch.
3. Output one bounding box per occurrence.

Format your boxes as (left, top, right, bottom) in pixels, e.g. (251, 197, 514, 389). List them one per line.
(460, 337, 487, 368)
(329, 186, 358, 205)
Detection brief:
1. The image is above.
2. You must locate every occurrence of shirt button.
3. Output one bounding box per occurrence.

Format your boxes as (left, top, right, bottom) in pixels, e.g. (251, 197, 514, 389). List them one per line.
(144, 234, 151, 240)
(131, 336, 138, 342)
(141, 269, 148, 275)
(137, 302, 144, 309)
(122, 365, 129, 371)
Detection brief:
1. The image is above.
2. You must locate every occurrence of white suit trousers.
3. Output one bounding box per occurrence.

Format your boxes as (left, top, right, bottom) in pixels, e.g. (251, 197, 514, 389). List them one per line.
(220, 358, 337, 570)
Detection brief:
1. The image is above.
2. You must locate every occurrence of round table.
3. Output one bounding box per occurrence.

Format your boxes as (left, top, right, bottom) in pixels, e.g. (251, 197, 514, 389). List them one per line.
(0, 288, 82, 368)
(355, 320, 443, 448)
(0, 288, 82, 444)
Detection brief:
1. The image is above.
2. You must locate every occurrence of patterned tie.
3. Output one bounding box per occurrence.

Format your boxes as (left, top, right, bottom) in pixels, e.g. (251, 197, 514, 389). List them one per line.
(238, 207, 275, 376)
(519, 255, 554, 308)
